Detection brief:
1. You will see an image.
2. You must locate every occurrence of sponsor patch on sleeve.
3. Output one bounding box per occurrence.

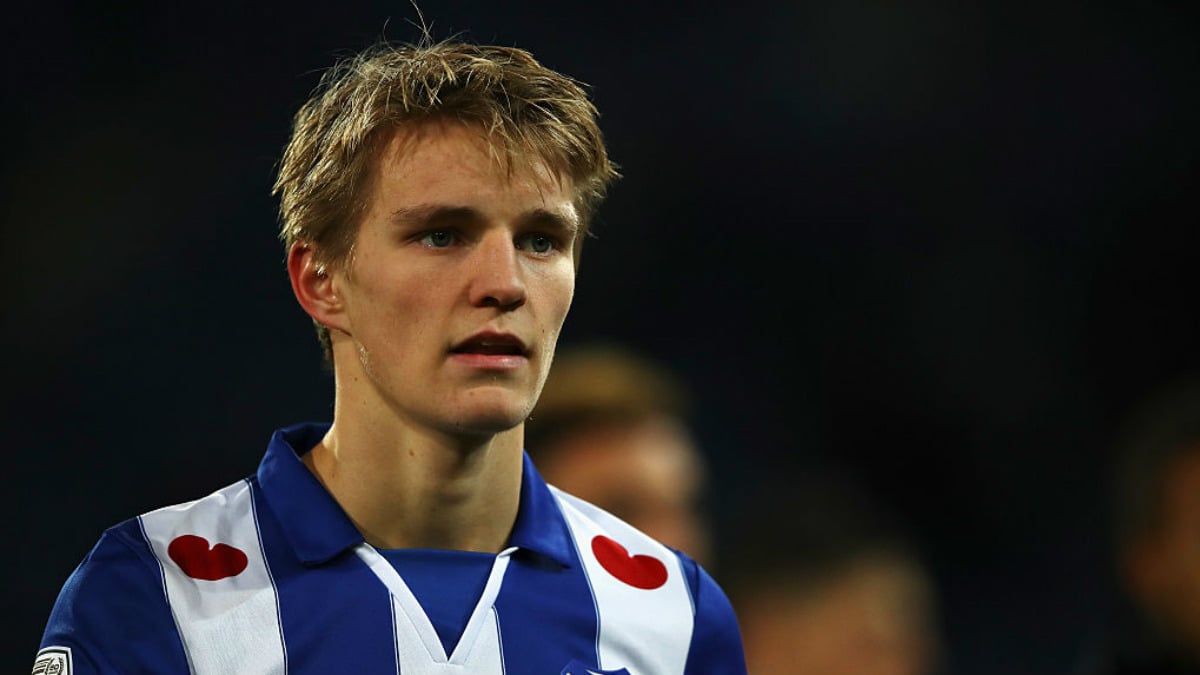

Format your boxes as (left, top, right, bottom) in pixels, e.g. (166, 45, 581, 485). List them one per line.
(31, 646, 72, 675)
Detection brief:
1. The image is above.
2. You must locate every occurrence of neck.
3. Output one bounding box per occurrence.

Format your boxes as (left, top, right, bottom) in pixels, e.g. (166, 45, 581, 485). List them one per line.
(304, 405, 525, 553)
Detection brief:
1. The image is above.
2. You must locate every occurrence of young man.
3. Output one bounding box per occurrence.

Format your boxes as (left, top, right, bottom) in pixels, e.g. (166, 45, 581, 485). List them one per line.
(33, 40, 747, 675)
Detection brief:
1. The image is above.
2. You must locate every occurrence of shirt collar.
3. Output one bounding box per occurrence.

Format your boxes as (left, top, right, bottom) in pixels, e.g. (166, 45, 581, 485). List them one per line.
(256, 422, 361, 565)
(510, 451, 575, 566)
(256, 422, 575, 567)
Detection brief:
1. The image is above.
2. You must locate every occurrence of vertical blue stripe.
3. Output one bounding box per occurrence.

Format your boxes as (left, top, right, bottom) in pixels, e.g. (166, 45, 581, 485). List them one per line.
(252, 479, 397, 674)
(494, 551, 597, 673)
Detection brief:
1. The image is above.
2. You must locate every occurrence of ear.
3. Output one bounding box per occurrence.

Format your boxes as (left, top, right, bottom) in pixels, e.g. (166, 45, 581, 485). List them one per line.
(287, 241, 348, 333)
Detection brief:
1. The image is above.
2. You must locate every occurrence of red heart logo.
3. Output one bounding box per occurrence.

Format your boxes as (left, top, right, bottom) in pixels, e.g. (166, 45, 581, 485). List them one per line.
(168, 534, 249, 581)
(591, 535, 668, 590)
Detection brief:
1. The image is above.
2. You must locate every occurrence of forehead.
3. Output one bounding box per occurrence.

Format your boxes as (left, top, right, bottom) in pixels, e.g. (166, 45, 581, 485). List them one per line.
(371, 121, 576, 209)
(544, 419, 703, 486)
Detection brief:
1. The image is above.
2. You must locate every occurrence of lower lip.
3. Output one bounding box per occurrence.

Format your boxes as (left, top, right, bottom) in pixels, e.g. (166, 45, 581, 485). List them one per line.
(448, 353, 528, 370)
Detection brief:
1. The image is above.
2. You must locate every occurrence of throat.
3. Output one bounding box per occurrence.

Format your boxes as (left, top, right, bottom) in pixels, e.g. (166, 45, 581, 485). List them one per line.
(303, 430, 523, 552)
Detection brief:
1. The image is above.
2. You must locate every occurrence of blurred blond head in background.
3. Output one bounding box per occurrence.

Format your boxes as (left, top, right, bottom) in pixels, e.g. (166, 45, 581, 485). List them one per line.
(524, 341, 713, 569)
(725, 474, 944, 675)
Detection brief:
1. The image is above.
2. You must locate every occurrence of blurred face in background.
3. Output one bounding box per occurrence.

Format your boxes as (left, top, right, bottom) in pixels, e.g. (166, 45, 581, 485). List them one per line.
(534, 416, 712, 569)
(737, 555, 939, 675)
(1125, 447, 1200, 658)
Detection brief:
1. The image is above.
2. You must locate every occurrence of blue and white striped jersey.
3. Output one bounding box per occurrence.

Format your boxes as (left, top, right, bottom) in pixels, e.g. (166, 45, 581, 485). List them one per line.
(35, 423, 747, 675)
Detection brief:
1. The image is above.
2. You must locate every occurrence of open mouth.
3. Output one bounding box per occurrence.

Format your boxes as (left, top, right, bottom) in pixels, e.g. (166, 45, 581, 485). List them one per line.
(451, 335, 528, 357)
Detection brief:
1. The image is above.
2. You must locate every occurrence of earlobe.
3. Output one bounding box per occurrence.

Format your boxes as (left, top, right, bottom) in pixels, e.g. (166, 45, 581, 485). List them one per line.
(287, 242, 347, 331)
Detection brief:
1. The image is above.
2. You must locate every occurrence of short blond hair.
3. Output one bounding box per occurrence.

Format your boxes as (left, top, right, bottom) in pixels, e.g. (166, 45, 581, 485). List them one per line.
(273, 39, 620, 361)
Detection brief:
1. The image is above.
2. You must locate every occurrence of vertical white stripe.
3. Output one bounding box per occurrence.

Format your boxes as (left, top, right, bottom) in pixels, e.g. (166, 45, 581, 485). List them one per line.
(140, 479, 286, 675)
(354, 544, 512, 674)
(554, 489, 694, 675)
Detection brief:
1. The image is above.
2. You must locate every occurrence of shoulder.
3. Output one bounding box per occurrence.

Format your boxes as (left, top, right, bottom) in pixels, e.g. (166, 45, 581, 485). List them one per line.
(548, 488, 747, 675)
(53, 476, 253, 609)
(549, 486, 678, 577)
(137, 477, 258, 545)
(38, 516, 189, 673)
(37, 477, 258, 674)
(57, 475, 257, 596)
(548, 486, 728, 605)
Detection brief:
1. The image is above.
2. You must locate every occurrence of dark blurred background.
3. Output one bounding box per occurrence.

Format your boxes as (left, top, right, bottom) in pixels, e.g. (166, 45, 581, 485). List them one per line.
(4, 2, 1198, 673)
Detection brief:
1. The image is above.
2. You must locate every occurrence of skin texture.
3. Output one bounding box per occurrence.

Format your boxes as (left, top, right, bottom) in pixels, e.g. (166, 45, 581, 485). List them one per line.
(535, 417, 712, 568)
(1125, 447, 1200, 659)
(287, 120, 579, 552)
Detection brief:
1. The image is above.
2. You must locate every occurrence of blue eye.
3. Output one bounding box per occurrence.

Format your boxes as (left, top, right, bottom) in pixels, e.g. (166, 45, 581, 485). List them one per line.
(420, 230, 455, 248)
(520, 233, 557, 254)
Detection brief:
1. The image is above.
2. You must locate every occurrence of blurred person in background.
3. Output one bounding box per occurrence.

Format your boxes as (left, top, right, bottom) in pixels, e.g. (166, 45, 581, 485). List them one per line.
(724, 471, 944, 675)
(524, 341, 715, 570)
(1081, 375, 1200, 675)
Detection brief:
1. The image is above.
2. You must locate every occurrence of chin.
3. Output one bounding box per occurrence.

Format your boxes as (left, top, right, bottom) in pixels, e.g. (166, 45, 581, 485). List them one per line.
(447, 399, 530, 437)
(454, 414, 525, 437)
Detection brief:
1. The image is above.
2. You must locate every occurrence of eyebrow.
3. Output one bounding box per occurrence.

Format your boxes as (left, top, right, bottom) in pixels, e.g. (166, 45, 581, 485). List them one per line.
(388, 204, 580, 234)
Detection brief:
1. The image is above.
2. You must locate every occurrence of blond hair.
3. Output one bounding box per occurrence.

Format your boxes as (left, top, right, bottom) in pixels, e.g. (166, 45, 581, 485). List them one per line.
(273, 39, 620, 361)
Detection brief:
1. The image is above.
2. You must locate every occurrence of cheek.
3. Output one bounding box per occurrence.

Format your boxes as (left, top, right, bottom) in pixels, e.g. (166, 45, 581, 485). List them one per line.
(532, 265, 575, 333)
(349, 279, 437, 352)
(550, 269, 576, 322)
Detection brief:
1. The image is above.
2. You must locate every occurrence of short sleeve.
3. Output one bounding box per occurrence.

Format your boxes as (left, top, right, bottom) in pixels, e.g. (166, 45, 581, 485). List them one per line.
(35, 520, 190, 675)
(678, 553, 748, 675)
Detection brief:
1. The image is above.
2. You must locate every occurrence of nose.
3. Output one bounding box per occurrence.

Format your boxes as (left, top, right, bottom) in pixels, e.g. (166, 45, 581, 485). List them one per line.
(468, 232, 526, 310)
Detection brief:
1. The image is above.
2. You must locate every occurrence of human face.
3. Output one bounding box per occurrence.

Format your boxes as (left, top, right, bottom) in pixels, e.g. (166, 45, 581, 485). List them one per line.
(329, 122, 579, 438)
(538, 418, 711, 567)
(740, 559, 938, 675)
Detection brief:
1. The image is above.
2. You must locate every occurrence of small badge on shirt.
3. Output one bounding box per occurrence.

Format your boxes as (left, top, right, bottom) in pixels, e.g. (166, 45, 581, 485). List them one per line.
(560, 659, 630, 675)
(31, 646, 72, 675)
